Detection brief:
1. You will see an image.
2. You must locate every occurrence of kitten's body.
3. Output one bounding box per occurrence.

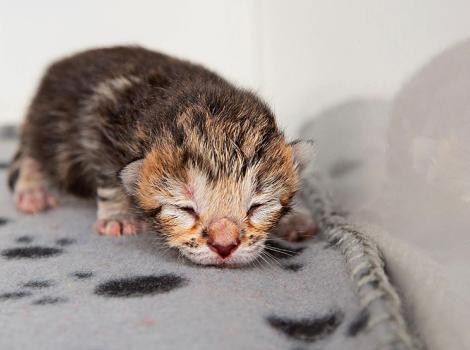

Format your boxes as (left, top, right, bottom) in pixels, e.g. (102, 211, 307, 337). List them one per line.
(9, 46, 315, 265)
(14, 47, 239, 196)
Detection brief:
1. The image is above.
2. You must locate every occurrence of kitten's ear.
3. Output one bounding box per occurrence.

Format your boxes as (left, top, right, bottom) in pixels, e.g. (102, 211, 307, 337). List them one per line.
(119, 159, 144, 195)
(290, 140, 314, 172)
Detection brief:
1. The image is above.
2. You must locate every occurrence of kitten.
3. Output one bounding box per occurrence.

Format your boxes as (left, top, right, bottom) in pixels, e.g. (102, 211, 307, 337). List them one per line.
(8, 46, 316, 266)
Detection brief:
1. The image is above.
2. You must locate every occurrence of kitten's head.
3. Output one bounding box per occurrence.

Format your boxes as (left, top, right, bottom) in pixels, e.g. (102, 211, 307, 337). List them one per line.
(120, 92, 313, 266)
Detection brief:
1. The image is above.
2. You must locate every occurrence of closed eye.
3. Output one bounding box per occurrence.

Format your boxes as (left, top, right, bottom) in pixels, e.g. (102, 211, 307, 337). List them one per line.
(247, 203, 263, 216)
(178, 206, 198, 217)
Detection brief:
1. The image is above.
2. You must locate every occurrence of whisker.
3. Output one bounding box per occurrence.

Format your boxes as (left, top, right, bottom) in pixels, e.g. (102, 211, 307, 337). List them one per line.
(249, 258, 258, 270)
(264, 237, 295, 245)
(253, 255, 264, 269)
(261, 250, 280, 267)
(264, 240, 299, 252)
(264, 244, 295, 253)
(264, 246, 296, 257)
(262, 250, 282, 266)
(257, 252, 272, 267)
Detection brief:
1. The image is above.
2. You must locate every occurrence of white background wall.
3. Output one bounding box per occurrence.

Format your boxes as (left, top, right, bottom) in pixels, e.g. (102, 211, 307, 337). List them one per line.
(2, 0, 470, 137)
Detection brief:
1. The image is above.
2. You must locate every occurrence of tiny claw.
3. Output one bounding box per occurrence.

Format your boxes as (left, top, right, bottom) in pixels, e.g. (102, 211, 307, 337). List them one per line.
(94, 217, 145, 237)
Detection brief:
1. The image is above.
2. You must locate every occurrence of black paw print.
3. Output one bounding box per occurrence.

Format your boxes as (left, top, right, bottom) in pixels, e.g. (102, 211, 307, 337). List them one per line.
(267, 311, 343, 343)
(1, 235, 189, 305)
(1, 234, 78, 260)
(0, 235, 86, 305)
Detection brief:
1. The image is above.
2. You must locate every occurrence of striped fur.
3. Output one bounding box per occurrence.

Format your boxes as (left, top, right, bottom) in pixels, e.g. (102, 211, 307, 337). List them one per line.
(9, 46, 313, 265)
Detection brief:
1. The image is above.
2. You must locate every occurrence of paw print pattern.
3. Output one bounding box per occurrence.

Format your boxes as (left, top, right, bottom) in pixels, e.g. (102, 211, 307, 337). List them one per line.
(94, 274, 188, 298)
(1, 246, 62, 259)
(16, 235, 34, 244)
(0, 236, 76, 305)
(70, 271, 94, 280)
(0, 279, 63, 306)
(1, 236, 190, 305)
(32, 296, 67, 305)
(0, 291, 32, 300)
(267, 312, 343, 343)
(55, 238, 76, 246)
(1, 235, 77, 260)
(22, 280, 55, 289)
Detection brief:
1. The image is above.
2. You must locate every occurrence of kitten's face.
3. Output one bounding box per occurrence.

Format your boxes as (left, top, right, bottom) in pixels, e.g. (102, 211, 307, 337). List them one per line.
(121, 98, 312, 265)
(121, 139, 312, 266)
(143, 167, 290, 266)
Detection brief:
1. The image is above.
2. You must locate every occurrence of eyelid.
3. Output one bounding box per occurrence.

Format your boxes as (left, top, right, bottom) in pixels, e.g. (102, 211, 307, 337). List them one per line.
(177, 205, 198, 217)
(247, 203, 263, 216)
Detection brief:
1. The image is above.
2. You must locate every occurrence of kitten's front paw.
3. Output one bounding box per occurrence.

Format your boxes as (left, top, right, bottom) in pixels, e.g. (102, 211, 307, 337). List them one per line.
(15, 187, 58, 214)
(274, 209, 317, 242)
(95, 217, 146, 237)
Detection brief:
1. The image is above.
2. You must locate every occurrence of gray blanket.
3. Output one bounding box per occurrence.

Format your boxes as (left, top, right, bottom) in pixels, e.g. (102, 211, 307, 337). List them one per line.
(0, 131, 414, 350)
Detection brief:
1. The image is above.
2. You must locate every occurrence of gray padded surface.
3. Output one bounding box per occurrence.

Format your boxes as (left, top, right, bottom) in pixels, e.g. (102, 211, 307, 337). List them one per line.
(0, 136, 374, 350)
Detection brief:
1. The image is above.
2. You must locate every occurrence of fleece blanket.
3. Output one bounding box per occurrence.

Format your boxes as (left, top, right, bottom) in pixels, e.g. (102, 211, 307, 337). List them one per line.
(299, 38, 470, 350)
(0, 126, 414, 349)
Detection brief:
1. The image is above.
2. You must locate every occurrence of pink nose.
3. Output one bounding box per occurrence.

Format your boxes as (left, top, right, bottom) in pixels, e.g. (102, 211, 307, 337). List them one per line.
(207, 241, 239, 258)
(207, 218, 240, 259)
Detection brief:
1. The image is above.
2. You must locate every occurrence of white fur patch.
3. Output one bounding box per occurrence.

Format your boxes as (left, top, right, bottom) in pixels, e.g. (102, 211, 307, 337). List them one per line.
(249, 201, 282, 225)
(97, 187, 120, 198)
(160, 206, 196, 228)
(93, 76, 140, 104)
(120, 159, 144, 195)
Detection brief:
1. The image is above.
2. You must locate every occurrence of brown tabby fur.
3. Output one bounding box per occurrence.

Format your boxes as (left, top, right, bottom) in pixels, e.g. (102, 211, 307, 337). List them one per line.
(8, 46, 312, 265)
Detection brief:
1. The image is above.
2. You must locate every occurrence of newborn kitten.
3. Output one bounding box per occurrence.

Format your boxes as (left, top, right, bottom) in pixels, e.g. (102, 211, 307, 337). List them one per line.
(8, 46, 315, 266)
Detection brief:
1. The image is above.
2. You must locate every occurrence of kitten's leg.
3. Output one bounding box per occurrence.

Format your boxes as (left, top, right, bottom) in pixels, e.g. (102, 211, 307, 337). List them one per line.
(10, 154, 58, 214)
(273, 205, 317, 242)
(95, 185, 146, 237)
